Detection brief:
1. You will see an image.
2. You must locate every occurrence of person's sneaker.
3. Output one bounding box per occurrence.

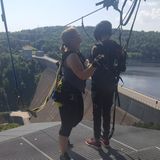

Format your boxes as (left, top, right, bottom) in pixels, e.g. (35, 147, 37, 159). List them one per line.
(68, 140, 73, 148)
(85, 138, 101, 149)
(100, 138, 110, 148)
(60, 152, 74, 160)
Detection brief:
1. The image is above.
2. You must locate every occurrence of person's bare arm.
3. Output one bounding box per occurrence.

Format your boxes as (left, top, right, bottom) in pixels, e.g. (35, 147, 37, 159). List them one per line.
(66, 53, 95, 80)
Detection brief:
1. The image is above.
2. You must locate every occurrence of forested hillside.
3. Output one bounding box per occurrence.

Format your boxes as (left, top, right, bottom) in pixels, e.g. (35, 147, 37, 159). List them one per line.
(0, 26, 160, 61)
(0, 53, 44, 111)
(0, 26, 160, 112)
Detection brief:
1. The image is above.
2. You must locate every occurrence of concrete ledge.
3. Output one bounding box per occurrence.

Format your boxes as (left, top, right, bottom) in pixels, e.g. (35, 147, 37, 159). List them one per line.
(118, 86, 160, 110)
(118, 86, 160, 124)
(10, 111, 31, 125)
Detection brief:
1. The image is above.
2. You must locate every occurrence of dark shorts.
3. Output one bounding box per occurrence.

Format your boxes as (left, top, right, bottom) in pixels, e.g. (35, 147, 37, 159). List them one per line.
(59, 93, 84, 137)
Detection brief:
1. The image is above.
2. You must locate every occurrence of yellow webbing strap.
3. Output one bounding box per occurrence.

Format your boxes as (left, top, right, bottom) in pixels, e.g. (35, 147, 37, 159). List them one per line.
(27, 62, 62, 117)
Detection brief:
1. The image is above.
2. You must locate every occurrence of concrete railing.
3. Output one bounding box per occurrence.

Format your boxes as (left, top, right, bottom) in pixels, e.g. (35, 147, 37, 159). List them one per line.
(118, 86, 160, 124)
(118, 86, 160, 110)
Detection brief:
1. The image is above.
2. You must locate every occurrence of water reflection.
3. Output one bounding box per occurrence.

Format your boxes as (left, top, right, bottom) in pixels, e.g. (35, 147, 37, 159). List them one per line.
(121, 66, 160, 100)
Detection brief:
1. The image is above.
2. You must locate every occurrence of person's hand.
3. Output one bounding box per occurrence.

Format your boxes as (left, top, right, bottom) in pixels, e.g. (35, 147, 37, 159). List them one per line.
(84, 59, 90, 67)
(92, 54, 104, 67)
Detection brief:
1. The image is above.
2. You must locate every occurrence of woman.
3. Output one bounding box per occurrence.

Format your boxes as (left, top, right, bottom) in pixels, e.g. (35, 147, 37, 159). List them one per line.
(58, 27, 102, 160)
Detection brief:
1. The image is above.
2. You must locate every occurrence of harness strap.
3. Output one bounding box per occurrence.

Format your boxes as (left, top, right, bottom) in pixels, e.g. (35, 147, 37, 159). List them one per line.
(109, 84, 120, 139)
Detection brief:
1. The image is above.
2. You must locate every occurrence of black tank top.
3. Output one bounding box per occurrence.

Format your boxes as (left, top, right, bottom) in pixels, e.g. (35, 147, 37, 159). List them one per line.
(62, 52, 86, 93)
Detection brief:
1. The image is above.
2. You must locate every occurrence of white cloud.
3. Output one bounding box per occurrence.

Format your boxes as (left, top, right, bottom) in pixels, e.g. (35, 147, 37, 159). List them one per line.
(133, 0, 160, 31)
(140, 8, 160, 20)
(148, 0, 160, 6)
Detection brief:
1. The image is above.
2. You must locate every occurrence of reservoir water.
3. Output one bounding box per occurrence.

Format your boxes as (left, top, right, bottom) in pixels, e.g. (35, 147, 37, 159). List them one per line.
(121, 66, 160, 100)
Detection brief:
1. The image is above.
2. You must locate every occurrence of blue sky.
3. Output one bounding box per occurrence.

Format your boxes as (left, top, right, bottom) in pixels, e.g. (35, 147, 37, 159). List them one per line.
(0, 0, 160, 32)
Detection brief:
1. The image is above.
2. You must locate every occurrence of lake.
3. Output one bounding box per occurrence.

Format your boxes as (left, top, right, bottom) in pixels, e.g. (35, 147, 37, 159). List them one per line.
(121, 66, 160, 100)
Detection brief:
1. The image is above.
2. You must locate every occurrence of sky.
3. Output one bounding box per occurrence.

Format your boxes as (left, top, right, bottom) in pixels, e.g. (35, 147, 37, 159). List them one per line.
(0, 0, 160, 32)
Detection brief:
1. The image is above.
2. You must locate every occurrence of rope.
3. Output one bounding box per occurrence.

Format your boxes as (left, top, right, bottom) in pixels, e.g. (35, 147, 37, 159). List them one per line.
(109, 84, 120, 139)
(108, 0, 143, 138)
(95, 0, 143, 138)
(96, 0, 144, 51)
(1, 0, 59, 117)
(65, 7, 104, 27)
(1, 0, 24, 110)
(26, 62, 62, 118)
(81, 17, 95, 42)
(125, 0, 142, 50)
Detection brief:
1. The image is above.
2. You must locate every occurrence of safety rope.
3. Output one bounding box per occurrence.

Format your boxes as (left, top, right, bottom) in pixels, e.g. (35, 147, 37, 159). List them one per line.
(109, 84, 120, 139)
(26, 61, 62, 118)
(124, 0, 142, 50)
(65, 7, 104, 27)
(81, 17, 95, 43)
(111, 0, 143, 138)
(1, 0, 25, 111)
(96, 0, 144, 51)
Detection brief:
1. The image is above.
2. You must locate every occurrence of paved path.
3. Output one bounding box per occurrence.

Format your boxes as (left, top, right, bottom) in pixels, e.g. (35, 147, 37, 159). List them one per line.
(0, 122, 159, 160)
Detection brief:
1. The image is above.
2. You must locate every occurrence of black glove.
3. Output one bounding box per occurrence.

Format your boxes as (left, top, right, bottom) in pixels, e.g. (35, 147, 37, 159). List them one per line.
(92, 54, 104, 67)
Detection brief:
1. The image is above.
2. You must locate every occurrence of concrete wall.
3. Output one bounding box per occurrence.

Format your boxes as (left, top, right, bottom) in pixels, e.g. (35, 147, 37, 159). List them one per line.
(34, 56, 160, 124)
(118, 87, 160, 124)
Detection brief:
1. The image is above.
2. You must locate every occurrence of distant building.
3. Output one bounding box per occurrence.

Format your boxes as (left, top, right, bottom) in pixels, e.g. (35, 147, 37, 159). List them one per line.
(22, 45, 36, 60)
(35, 50, 44, 57)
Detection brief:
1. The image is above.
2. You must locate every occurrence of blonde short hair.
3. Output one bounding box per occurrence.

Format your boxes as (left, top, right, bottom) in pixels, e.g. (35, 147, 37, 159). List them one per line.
(61, 27, 79, 47)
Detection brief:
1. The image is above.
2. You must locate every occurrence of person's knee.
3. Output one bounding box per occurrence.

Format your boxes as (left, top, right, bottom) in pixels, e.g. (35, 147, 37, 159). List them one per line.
(72, 114, 83, 127)
(59, 125, 72, 137)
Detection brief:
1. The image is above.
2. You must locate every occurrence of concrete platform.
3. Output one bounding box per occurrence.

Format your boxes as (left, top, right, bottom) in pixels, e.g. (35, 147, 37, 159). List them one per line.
(0, 121, 159, 160)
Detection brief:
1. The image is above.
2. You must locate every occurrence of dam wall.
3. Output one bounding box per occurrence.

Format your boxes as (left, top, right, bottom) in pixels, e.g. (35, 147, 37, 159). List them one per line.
(118, 86, 160, 124)
(33, 55, 160, 124)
